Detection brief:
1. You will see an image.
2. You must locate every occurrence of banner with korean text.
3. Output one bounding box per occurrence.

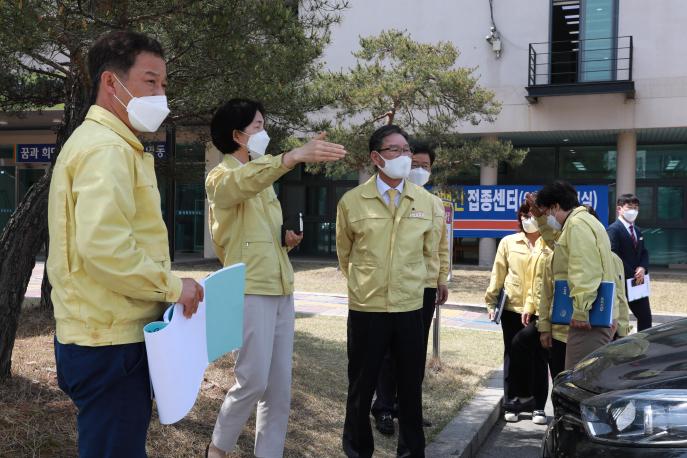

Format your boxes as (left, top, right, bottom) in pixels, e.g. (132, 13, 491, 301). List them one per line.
(448, 185, 609, 238)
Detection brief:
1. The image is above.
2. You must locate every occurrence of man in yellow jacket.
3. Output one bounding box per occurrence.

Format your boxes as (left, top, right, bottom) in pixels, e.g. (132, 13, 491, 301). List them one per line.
(534, 181, 617, 369)
(370, 141, 449, 434)
(47, 31, 204, 457)
(336, 125, 436, 458)
(205, 99, 346, 458)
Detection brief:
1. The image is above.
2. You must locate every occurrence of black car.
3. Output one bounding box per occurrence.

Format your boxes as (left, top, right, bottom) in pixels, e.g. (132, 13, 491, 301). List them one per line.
(542, 319, 687, 457)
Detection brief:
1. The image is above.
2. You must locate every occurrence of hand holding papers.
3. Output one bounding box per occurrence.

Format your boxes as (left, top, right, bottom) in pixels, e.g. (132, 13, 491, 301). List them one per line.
(627, 274, 650, 302)
(143, 263, 245, 424)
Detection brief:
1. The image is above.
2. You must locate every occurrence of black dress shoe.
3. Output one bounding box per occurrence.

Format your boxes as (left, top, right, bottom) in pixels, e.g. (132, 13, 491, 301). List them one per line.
(375, 412, 395, 436)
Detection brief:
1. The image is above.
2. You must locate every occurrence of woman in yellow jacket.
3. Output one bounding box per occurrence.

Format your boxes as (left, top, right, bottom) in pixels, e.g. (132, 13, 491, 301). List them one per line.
(205, 99, 346, 458)
(485, 203, 550, 424)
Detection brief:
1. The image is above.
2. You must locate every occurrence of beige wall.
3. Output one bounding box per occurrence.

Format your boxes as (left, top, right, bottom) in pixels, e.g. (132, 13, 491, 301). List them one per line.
(323, 0, 687, 135)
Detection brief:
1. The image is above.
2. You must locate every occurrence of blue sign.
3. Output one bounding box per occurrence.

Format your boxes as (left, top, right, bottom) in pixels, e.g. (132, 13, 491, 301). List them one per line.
(16, 144, 55, 163)
(449, 185, 609, 238)
(144, 142, 167, 160)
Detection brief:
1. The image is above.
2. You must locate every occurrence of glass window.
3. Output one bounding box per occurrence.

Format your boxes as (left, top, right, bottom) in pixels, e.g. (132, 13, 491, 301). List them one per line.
(301, 221, 335, 256)
(559, 146, 616, 180)
(175, 182, 204, 253)
(657, 186, 684, 221)
(580, 0, 618, 82)
(306, 186, 327, 217)
(499, 147, 556, 184)
(635, 186, 654, 223)
(636, 145, 687, 179)
(17, 168, 46, 200)
(0, 166, 16, 232)
(0, 145, 13, 160)
(642, 228, 687, 265)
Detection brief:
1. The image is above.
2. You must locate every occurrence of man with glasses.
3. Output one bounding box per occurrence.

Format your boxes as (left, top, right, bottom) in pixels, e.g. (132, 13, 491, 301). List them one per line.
(370, 141, 449, 436)
(337, 125, 436, 458)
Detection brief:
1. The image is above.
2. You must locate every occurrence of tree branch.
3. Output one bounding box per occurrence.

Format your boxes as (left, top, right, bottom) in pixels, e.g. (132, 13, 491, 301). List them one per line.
(25, 52, 70, 76)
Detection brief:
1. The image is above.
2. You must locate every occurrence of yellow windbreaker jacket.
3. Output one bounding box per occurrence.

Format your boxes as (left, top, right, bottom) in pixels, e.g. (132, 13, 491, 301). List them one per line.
(336, 175, 435, 312)
(205, 152, 295, 296)
(485, 232, 544, 315)
(537, 210, 630, 342)
(425, 194, 450, 288)
(47, 105, 182, 346)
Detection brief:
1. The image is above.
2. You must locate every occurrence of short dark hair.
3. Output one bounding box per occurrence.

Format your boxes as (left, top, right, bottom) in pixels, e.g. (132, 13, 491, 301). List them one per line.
(369, 125, 409, 153)
(535, 180, 579, 211)
(617, 193, 640, 207)
(584, 205, 601, 222)
(211, 99, 265, 154)
(516, 202, 532, 232)
(411, 140, 436, 165)
(88, 30, 165, 104)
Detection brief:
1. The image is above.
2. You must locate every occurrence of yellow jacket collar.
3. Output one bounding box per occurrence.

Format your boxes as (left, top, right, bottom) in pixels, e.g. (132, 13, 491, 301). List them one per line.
(361, 174, 416, 201)
(85, 105, 143, 152)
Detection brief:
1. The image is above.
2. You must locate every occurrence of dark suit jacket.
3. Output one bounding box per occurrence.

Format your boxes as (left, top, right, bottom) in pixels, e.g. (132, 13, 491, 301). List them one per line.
(607, 219, 650, 280)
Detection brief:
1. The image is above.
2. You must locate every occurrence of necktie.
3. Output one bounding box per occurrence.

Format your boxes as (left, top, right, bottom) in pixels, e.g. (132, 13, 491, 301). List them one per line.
(629, 224, 637, 248)
(387, 189, 398, 215)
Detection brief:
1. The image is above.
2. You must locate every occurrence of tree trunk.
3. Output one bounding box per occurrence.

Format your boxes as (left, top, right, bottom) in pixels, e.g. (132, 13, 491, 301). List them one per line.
(0, 62, 89, 380)
(39, 257, 52, 310)
(0, 170, 51, 380)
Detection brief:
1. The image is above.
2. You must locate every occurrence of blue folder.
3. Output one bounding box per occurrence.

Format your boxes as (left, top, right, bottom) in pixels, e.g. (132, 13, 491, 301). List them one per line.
(551, 280, 615, 328)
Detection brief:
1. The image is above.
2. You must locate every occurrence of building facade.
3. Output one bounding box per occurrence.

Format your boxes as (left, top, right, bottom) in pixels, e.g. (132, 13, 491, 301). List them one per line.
(288, 0, 687, 266)
(2, 0, 685, 266)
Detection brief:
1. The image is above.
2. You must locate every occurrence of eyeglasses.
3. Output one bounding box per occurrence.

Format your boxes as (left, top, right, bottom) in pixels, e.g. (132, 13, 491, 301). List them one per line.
(378, 146, 413, 158)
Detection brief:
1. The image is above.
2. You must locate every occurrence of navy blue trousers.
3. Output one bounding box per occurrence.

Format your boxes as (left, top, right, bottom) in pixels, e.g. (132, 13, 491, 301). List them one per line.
(55, 338, 152, 458)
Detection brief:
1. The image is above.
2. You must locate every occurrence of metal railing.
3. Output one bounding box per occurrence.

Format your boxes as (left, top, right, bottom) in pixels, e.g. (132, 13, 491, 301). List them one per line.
(528, 36, 633, 87)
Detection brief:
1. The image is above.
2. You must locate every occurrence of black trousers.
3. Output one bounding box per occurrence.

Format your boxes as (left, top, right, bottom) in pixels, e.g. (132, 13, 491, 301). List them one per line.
(500, 310, 525, 403)
(549, 338, 567, 381)
(510, 317, 549, 410)
(371, 288, 436, 418)
(629, 296, 652, 332)
(343, 309, 425, 458)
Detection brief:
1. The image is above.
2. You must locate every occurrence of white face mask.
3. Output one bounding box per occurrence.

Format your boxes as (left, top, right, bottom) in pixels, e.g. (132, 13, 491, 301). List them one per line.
(378, 155, 411, 179)
(408, 167, 431, 186)
(546, 212, 562, 231)
(113, 74, 169, 133)
(623, 208, 638, 223)
(522, 217, 539, 234)
(241, 129, 270, 159)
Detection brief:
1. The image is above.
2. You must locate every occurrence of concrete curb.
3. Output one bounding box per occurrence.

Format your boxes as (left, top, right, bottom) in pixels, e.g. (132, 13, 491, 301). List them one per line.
(425, 369, 504, 458)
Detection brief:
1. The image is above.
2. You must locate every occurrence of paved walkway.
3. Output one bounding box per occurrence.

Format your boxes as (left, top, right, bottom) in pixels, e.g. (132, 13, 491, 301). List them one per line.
(26, 263, 499, 333)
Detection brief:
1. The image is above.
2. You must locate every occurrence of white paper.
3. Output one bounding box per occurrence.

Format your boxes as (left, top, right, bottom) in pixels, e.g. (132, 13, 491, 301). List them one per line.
(627, 274, 650, 302)
(143, 264, 245, 424)
(144, 292, 209, 424)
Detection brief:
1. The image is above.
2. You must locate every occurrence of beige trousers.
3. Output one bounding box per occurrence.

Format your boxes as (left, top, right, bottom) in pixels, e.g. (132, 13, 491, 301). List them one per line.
(212, 294, 295, 458)
(565, 326, 613, 370)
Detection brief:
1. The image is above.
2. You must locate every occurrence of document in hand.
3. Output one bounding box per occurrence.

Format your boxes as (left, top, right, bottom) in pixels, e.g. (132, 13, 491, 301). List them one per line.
(143, 263, 245, 424)
(626, 274, 650, 302)
(491, 288, 507, 325)
(551, 280, 615, 328)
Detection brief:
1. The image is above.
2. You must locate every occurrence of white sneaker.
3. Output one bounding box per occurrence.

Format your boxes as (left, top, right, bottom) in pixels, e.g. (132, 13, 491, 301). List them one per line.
(532, 410, 547, 425)
(504, 411, 519, 422)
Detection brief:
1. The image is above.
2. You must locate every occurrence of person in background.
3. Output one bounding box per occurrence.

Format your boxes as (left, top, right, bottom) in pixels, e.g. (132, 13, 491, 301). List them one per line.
(509, 202, 552, 425)
(533, 181, 616, 370)
(485, 202, 547, 423)
(48, 30, 204, 457)
(337, 125, 435, 458)
(205, 99, 346, 458)
(607, 194, 652, 331)
(370, 140, 449, 434)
